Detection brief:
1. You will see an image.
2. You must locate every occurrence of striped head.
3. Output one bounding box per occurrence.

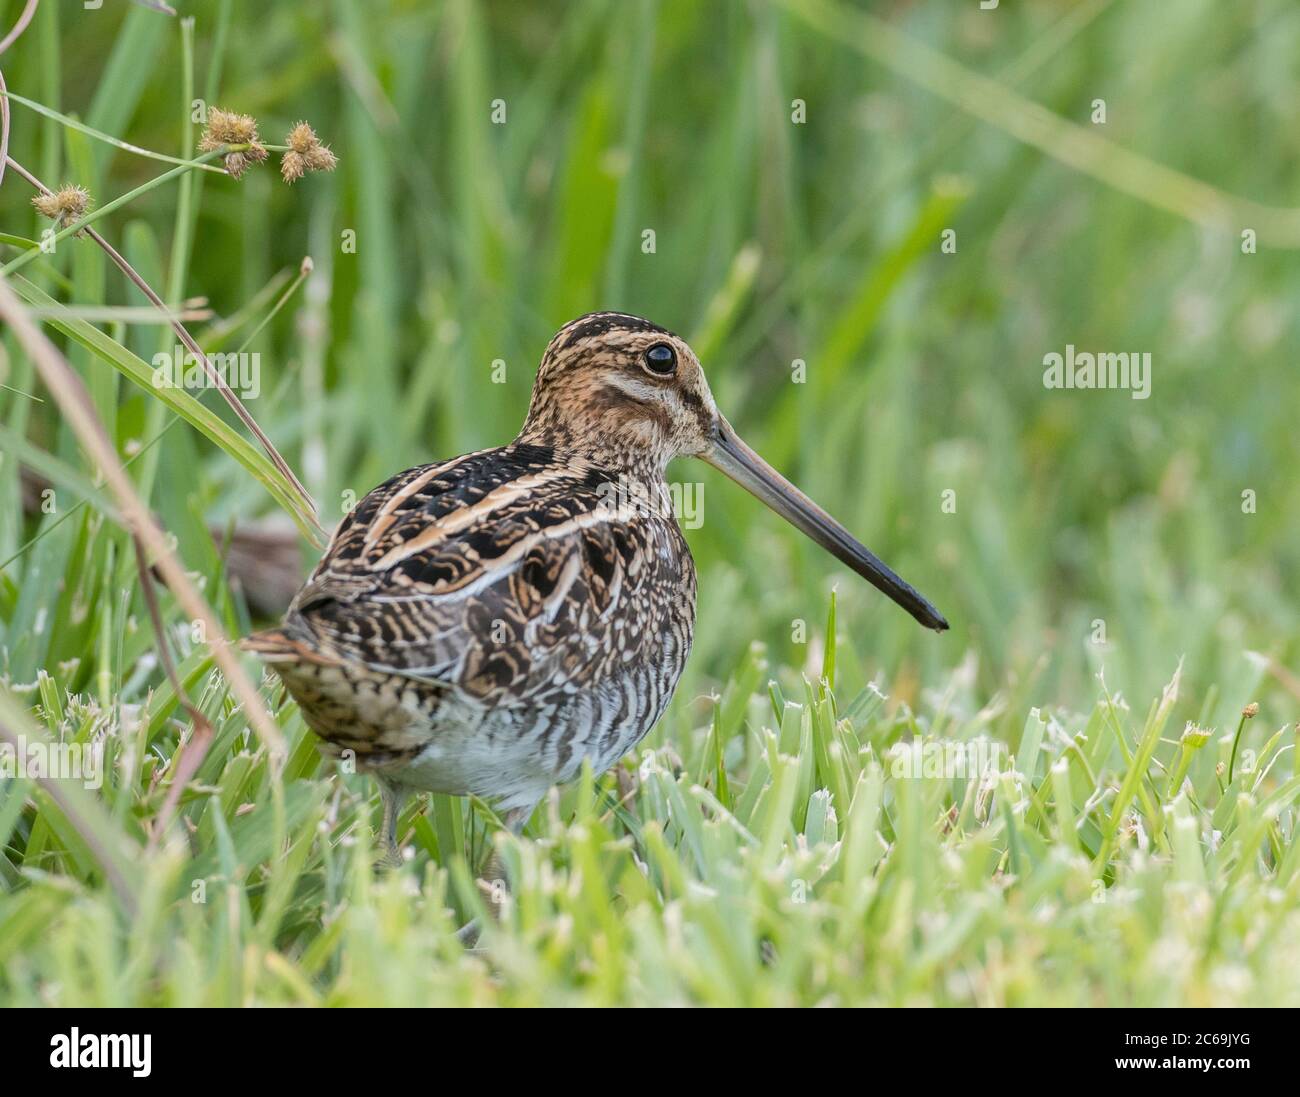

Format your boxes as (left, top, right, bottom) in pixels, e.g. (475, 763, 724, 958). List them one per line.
(515, 312, 950, 632)
(518, 312, 718, 471)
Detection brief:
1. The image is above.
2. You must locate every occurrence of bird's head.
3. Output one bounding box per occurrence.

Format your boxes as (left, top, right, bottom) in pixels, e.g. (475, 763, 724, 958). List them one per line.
(519, 312, 719, 467)
(517, 311, 949, 631)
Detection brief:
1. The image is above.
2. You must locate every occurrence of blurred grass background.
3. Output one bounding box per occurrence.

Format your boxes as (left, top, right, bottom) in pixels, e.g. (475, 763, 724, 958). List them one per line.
(1, 0, 1298, 1005)
(5, 0, 1296, 718)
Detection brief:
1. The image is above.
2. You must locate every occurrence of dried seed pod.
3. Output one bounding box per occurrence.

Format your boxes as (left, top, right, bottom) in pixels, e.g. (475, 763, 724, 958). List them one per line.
(32, 184, 92, 229)
(281, 121, 337, 183)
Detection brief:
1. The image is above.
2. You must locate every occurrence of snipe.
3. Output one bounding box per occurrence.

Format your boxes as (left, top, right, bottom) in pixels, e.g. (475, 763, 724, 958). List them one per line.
(244, 312, 947, 863)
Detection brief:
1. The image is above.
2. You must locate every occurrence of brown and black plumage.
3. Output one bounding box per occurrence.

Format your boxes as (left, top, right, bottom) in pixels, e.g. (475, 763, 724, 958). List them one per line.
(244, 312, 946, 862)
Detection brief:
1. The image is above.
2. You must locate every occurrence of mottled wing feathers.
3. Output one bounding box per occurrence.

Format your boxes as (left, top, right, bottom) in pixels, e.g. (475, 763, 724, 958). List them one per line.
(285, 445, 694, 706)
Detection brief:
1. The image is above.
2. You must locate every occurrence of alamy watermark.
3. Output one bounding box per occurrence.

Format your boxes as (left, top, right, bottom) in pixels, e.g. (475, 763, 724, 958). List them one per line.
(889, 737, 1005, 782)
(1042, 345, 1151, 400)
(49, 1028, 151, 1077)
(152, 345, 261, 399)
(0, 736, 103, 790)
(596, 474, 704, 530)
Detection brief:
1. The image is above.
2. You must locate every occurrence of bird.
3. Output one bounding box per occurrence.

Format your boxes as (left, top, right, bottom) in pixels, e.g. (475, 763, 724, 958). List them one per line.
(243, 311, 947, 870)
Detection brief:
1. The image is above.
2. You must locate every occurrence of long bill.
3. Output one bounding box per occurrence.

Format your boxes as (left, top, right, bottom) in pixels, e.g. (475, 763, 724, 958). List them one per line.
(702, 416, 949, 632)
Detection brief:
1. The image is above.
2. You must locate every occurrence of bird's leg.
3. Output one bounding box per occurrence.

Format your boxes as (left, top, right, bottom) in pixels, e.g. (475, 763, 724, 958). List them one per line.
(504, 803, 535, 835)
(478, 803, 531, 901)
(375, 777, 408, 869)
(456, 801, 537, 946)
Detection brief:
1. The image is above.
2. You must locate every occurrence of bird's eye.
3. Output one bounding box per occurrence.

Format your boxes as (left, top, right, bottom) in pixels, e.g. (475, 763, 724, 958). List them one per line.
(644, 343, 677, 376)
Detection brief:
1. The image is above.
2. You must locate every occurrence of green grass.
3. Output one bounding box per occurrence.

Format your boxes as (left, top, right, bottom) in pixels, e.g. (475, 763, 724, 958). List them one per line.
(2, 638, 1298, 1006)
(1, 0, 1299, 1005)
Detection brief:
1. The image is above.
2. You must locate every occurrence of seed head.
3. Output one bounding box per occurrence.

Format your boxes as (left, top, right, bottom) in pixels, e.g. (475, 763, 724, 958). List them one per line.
(280, 121, 338, 184)
(200, 106, 259, 147)
(32, 184, 92, 230)
(1242, 702, 1259, 719)
(200, 107, 269, 178)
